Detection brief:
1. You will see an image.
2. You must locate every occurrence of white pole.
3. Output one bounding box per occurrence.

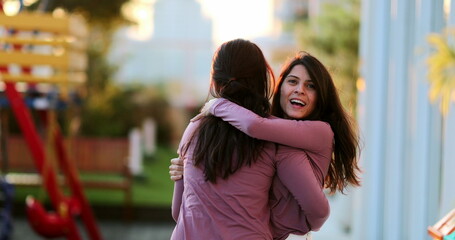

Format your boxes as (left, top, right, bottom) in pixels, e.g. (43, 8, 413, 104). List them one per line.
(128, 128, 143, 176)
(406, 1, 444, 239)
(353, 0, 390, 239)
(142, 118, 157, 157)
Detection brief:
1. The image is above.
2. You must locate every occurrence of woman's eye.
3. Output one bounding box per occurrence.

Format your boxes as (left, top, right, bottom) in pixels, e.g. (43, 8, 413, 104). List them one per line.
(306, 83, 315, 89)
(287, 79, 297, 84)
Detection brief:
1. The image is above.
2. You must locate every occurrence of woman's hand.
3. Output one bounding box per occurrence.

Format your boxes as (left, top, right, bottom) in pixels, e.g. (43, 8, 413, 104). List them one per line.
(169, 157, 184, 181)
(191, 98, 219, 122)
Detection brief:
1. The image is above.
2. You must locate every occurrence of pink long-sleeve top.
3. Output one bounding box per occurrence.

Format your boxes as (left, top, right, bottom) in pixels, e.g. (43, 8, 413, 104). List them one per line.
(171, 116, 331, 239)
(171, 120, 276, 239)
(210, 98, 333, 239)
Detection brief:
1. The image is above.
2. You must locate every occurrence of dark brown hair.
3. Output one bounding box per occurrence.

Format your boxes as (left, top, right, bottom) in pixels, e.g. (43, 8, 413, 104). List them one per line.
(272, 51, 361, 193)
(188, 39, 275, 183)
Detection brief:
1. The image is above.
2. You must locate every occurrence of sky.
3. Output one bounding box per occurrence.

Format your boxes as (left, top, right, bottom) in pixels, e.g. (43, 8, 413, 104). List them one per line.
(123, 0, 275, 45)
(197, 0, 274, 44)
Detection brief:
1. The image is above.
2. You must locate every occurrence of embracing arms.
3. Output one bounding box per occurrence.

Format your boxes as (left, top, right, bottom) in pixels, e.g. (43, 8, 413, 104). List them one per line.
(169, 151, 330, 236)
(170, 121, 198, 222)
(208, 98, 333, 153)
(272, 150, 330, 236)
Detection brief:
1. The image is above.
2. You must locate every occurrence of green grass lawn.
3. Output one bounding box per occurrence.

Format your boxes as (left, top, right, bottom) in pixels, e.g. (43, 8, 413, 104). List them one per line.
(10, 145, 178, 207)
(131, 146, 178, 206)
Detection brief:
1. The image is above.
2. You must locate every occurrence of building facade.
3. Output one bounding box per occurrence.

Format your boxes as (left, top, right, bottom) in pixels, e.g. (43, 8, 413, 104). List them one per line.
(110, 0, 213, 106)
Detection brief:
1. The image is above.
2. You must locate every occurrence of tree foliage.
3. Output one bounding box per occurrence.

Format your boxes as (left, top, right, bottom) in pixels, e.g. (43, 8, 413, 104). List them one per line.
(79, 83, 172, 143)
(26, 0, 129, 25)
(293, 0, 360, 112)
(21, 0, 174, 144)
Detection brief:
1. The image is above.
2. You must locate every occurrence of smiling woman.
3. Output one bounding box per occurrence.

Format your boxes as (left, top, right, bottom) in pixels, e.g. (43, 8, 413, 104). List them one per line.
(280, 65, 317, 120)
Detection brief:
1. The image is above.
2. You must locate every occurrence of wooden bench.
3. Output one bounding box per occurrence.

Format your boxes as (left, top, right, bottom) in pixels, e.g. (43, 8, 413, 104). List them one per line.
(1, 136, 132, 220)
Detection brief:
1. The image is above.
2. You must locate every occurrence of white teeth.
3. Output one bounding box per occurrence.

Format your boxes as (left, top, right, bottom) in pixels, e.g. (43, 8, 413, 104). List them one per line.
(290, 99, 306, 106)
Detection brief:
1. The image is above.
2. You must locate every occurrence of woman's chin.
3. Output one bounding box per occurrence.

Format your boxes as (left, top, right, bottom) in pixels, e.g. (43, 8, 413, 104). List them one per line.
(286, 112, 306, 120)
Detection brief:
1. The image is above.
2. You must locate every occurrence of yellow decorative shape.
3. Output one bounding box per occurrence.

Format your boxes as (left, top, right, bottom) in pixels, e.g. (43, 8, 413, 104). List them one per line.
(427, 29, 455, 115)
(0, 12, 88, 85)
(0, 13, 87, 38)
(0, 73, 85, 84)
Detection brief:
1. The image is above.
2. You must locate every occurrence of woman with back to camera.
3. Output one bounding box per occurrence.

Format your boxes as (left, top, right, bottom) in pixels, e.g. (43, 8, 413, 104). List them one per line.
(171, 51, 361, 239)
(170, 40, 330, 239)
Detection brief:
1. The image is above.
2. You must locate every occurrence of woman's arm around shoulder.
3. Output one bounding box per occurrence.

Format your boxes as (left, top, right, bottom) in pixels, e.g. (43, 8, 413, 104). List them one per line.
(210, 98, 334, 152)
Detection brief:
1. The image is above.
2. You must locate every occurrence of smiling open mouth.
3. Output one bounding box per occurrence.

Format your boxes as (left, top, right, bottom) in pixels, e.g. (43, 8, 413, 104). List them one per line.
(290, 99, 306, 107)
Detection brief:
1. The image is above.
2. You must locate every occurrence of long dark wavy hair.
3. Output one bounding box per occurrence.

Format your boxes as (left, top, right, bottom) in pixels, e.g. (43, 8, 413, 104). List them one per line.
(271, 52, 361, 193)
(186, 39, 275, 183)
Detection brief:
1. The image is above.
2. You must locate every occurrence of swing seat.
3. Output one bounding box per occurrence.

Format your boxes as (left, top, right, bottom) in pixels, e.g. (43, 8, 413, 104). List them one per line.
(26, 196, 71, 238)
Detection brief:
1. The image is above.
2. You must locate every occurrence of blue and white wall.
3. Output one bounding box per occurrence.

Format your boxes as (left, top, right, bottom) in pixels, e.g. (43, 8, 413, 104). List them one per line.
(352, 0, 454, 240)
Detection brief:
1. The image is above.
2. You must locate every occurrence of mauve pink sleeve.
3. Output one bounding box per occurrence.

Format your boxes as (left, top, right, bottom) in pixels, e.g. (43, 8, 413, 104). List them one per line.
(275, 151, 330, 231)
(210, 99, 333, 153)
(171, 180, 183, 221)
(171, 121, 197, 222)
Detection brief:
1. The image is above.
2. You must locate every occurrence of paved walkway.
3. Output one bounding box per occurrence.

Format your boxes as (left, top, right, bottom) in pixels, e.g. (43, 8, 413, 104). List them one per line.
(9, 213, 350, 240)
(10, 217, 175, 240)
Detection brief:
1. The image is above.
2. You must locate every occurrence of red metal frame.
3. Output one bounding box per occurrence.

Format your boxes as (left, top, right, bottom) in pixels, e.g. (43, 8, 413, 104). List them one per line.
(0, 3, 102, 240)
(4, 82, 102, 239)
(0, 4, 102, 238)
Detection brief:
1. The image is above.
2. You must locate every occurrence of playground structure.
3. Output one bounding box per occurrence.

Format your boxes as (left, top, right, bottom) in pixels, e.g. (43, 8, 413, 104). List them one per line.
(0, 9, 103, 240)
(428, 209, 455, 240)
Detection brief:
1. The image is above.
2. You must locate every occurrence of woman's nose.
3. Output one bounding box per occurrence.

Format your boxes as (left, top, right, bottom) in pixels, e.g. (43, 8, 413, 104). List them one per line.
(294, 86, 305, 94)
